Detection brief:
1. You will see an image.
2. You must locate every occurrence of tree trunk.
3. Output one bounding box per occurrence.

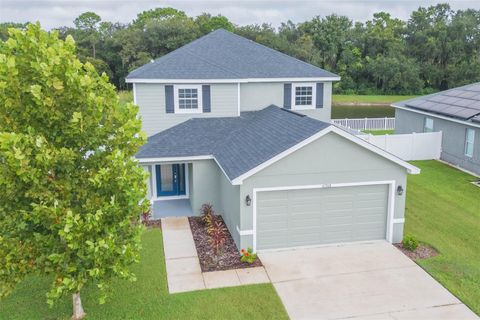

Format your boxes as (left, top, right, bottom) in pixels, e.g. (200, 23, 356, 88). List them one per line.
(71, 292, 86, 320)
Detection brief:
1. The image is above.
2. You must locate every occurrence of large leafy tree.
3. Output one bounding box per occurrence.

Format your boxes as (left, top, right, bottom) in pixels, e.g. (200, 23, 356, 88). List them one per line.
(0, 24, 148, 319)
(195, 13, 235, 34)
(74, 12, 102, 58)
(133, 7, 187, 28)
(300, 14, 352, 70)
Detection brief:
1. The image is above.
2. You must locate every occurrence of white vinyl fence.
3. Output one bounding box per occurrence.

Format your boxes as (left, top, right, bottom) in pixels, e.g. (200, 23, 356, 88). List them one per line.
(359, 131, 442, 161)
(333, 117, 395, 131)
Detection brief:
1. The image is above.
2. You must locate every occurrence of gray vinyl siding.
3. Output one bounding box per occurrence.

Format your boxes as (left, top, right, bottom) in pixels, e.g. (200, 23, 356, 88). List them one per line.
(240, 82, 333, 122)
(135, 83, 238, 136)
(188, 163, 194, 210)
(188, 159, 241, 247)
(189, 160, 221, 214)
(218, 171, 241, 246)
(395, 108, 480, 175)
(239, 132, 408, 249)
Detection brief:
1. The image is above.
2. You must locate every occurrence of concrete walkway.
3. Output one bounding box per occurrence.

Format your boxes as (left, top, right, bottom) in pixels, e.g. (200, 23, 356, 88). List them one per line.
(260, 242, 478, 320)
(161, 217, 270, 293)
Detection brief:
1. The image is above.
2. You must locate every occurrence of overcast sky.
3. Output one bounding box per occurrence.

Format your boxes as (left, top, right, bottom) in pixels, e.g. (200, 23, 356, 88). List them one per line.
(1, 0, 480, 29)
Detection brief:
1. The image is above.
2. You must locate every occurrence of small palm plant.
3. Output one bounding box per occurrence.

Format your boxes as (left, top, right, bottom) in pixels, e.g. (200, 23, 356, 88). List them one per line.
(200, 203, 215, 227)
(207, 218, 227, 254)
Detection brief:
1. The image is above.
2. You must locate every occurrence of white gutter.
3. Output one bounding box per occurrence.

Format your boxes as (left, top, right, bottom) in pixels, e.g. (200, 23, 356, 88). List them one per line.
(125, 77, 341, 84)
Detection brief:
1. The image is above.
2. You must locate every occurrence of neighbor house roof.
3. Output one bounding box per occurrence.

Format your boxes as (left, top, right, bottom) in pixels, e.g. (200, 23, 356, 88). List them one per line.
(126, 29, 339, 82)
(136, 105, 420, 183)
(393, 82, 480, 125)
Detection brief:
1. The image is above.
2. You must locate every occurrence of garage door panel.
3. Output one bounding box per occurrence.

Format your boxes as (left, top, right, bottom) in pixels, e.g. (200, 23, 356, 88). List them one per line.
(258, 221, 288, 233)
(322, 230, 353, 243)
(258, 234, 288, 249)
(289, 203, 323, 214)
(357, 198, 387, 209)
(353, 227, 385, 241)
(256, 184, 389, 250)
(290, 217, 322, 229)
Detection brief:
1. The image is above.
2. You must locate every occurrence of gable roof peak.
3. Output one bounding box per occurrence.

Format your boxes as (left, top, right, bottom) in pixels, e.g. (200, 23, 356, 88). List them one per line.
(126, 29, 340, 81)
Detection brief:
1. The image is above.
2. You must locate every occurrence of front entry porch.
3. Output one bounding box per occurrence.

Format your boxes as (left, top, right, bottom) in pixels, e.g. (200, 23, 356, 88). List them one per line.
(152, 199, 193, 219)
(141, 162, 194, 219)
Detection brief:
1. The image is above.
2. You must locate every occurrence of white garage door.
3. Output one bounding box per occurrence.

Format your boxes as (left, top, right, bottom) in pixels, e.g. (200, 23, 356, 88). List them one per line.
(256, 184, 389, 250)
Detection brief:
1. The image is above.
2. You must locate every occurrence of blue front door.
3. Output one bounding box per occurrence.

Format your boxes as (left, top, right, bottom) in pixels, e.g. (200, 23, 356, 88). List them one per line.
(156, 164, 186, 197)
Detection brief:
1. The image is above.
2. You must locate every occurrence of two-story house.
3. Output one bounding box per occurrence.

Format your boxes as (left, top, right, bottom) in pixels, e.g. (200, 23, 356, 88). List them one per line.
(126, 29, 419, 252)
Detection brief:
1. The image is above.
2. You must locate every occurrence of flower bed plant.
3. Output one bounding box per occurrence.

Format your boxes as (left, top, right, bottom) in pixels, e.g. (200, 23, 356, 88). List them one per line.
(240, 248, 258, 264)
(189, 214, 262, 272)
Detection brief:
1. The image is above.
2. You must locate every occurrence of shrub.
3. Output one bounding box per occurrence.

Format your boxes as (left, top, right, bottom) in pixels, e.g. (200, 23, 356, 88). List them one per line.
(141, 209, 151, 226)
(403, 235, 419, 251)
(207, 217, 227, 254)
(200, 203, 215, 227)
(240, 247, 257, 264)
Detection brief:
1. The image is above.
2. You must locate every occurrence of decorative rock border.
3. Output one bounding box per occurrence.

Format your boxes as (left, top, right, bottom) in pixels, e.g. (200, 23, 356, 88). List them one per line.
(161, 217, 270, 293)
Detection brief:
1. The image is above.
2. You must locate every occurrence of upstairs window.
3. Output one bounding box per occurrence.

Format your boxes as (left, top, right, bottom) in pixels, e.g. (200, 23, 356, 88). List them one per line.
(423, 117, 434, 133)
(465, 128, 475, 157)
(292, 83, 316, 110)
(174, 85, 202, 114)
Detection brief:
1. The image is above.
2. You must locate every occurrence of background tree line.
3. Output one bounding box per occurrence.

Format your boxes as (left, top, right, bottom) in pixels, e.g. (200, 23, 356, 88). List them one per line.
(3, 3, 480, 94)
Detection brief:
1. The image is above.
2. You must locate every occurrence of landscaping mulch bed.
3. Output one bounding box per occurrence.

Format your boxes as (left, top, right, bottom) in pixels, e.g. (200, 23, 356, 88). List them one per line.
(189, 216, 263, 272)
(143, 219, 162, 229)
(395, 243, 438, 260)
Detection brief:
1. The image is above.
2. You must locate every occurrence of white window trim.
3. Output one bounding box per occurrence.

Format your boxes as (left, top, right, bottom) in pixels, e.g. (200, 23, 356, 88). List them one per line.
(291, 82, 316, 110)
(424, 117, 434, 133)
(174, 85, 203, 114)
(465, 128, 475, 158)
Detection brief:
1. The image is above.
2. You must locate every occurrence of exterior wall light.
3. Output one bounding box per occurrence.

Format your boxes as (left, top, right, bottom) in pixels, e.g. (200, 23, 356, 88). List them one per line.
(245, 195, 251, 206)
(397, 185, 404, 196)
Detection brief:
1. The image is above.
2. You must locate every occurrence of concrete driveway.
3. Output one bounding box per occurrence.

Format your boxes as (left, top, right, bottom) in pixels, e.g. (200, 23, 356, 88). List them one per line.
(259, 242, 478, 320)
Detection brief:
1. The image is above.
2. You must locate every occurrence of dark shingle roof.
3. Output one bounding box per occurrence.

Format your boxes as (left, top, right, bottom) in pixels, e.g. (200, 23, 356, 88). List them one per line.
(394, 82, 480, 122)
(136, 106, 331, 180)
(127, 29, 339, 80)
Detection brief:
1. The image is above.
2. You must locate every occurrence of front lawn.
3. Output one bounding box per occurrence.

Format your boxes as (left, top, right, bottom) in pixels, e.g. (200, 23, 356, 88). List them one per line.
(118, 90, 133, 105)
(332, 105, 396, 118)
(0, 229, 288, 319)
(406, 160, 480, 315)
(363, 129, 394, 135)
(333, 94, 417, 105)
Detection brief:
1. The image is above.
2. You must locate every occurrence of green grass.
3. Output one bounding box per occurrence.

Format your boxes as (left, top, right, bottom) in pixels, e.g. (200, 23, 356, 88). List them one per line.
(333, 94, 416, 105)
(362, 129, 394, 135)
(0, 229, 288, 319)
(5, 161, 478, 317)
(406, 160, 480, 315)
(332, 105, 396, 118)
(118, 90, 133, 105)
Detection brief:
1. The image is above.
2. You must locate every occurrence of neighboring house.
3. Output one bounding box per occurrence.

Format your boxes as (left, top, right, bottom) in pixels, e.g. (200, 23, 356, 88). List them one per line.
(127, 29, 420, 252)
(393, 83, 480, 176)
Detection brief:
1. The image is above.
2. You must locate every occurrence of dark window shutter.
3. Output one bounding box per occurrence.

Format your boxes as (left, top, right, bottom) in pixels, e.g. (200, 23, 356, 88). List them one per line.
(284, 83, 292, 109)
(316, 83, 324, 108)
(165, 85, 174, 113)
(202, 85, 211, 113)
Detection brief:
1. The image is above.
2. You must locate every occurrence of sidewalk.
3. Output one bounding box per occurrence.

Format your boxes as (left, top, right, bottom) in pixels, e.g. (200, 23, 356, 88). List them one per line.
(161, 217, 270, 293)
